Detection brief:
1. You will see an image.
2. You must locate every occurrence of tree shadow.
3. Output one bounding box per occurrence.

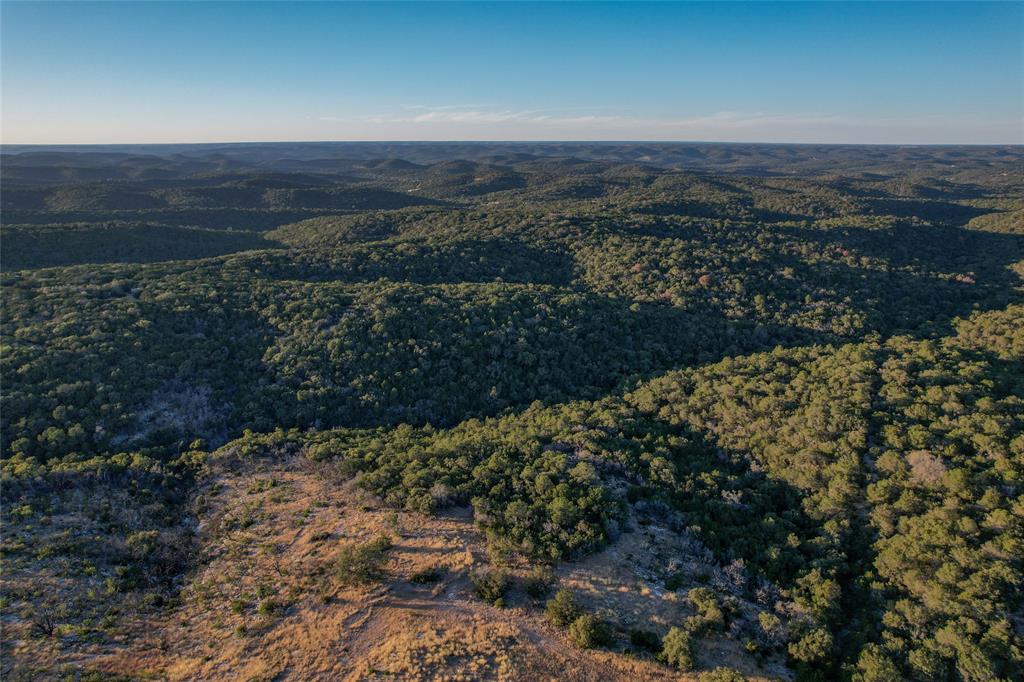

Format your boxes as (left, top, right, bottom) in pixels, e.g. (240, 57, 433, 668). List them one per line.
(790, 222, 1023, 273)
(242, 238, 579, 287)
(581, 416, 827, 589)
(863, 198, 992, 224)
(760, 222, 1024, 335)
(246, 284, 830, 431)
(0, 224, 286, 271)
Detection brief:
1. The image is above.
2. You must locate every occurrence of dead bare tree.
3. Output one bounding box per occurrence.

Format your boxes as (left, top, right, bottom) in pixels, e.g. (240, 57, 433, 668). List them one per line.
(30, 606, 58, 638)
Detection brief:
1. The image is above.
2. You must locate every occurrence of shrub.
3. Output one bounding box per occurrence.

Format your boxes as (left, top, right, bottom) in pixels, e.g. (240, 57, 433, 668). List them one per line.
(469, 567, 510, 602)
(629, 628, 661, 653)
(568, 614, 613, 649)
(76, 672, 134, 682)
(335, 534, 393, 586)
(124, 530, 160, 559)
(110, 564, 145, 592)
(660, 626, 695, 672)
(787, 625, 834, 664)
(664, 571, 687, 591)
(524, 565, 556, 599)
(854, 644, 902, 682)
(545, 588, 581, 627)
(688, 587, 718, 615)
(699, 668, 747, 682)
(429, 482, 456, 508)
(139, 590, 164, 608)
(757, 611, 785, 647)
(687, 587, 725, 632)
(410, 566, 445, 584)
(247, 477, 277, 494)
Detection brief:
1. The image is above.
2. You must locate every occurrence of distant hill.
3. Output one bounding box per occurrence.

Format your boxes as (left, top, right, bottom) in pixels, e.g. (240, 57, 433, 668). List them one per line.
(4, 141, 1021, 182)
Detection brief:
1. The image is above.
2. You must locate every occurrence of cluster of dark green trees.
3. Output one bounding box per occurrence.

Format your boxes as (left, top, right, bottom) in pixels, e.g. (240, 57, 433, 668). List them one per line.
(2, 152, 1021, 680)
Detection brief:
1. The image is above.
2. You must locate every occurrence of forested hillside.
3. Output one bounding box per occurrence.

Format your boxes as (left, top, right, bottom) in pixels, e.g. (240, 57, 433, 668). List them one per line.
(1, 143, 1021, 681)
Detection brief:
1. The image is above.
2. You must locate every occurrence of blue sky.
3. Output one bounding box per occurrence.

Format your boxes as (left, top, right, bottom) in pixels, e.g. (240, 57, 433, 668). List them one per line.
(2, 1, 1021, 144)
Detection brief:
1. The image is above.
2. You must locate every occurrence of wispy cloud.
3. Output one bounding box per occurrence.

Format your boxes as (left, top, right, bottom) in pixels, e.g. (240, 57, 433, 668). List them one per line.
(651, 111, 844, 131)
(310, 106, 1020, 144)
(367, 107, 624, 127)
(403, 103, 495, 112)
(364, 107, 843, 131)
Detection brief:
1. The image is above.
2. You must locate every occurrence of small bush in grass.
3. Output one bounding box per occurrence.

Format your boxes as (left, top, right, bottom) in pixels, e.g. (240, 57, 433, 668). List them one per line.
(335, 534, 393, 586)
(410, 566, 445, 584)
(142, 591, 165, 608)
(757, 611, 785, 648)
(687, 587, 725, 632)
(664, 571, 687, 591)
(689, 586, 719, 614)
(545, 588, 581, 627)
(629, 628, 661, 653)
(524, 565, 556, 599)
(659, 626, 695, 671)
(469, 567, 510, 602)
(257, 599, 280, 617)
(247, 477, 277, 494)
(124, 530, 160, 559)
(568, 614, 613, 649)
(698, 667, 747, 682)
(76, 671, 134, 682)
(111, 564, 144, 592)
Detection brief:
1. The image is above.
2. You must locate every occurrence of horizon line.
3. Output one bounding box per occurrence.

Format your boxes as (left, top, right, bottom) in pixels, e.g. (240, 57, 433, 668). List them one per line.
(3, 139, 1023, 149)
